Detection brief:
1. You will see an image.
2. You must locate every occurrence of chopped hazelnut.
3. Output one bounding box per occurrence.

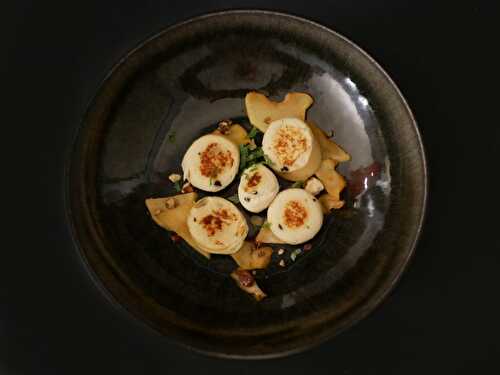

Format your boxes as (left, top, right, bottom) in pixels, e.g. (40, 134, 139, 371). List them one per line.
(279, 259, 286, 267)
(217, 119, 232, 134)
(168, 173, 182, 183)
(304, 177, 325, 196)
(278, 248, 285, 255)
(248, 139, 257, 150)
(164, 198, 177, 209)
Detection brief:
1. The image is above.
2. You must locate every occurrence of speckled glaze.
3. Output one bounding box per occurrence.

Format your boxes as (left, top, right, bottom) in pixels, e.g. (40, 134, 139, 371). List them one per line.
(66, 10, 427, 358)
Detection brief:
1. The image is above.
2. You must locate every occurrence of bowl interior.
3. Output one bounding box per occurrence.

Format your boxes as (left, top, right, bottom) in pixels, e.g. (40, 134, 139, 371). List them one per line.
(68, 11, 426, 358)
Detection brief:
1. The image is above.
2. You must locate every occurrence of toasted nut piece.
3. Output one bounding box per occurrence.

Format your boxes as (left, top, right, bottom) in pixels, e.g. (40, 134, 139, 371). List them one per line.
(164, 198, 177, 209)
(248, 139, 257, 150)
(217, 119, 233, 134)
(304, 177, 324, 195)
(168, 173, 182, 183)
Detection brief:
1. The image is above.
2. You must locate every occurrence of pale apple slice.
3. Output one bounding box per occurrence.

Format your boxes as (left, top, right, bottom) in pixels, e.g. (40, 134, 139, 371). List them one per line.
(315, 159, 346, 211)
(245, 92, 313, 132)
(145, 193, 210, 258)
(213, 123, 250, 146)
(231, 241, 273, 270)
(315, 159, 346, 201)
(308, 121, 351, 163)
(318, 194, 345, 214)
(255, 226, 286, 244)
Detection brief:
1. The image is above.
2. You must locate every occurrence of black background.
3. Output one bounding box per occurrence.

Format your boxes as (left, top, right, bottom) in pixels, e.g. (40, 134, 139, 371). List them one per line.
(2, 1, 499, 374)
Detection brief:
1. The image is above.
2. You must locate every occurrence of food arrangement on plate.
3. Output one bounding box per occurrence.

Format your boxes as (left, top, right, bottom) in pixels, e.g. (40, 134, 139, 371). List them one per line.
(145, 91, 350, 301)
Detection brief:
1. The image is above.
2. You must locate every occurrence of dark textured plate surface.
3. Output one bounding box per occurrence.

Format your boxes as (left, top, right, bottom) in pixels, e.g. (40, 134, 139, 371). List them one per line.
(67, 10, 427, 358)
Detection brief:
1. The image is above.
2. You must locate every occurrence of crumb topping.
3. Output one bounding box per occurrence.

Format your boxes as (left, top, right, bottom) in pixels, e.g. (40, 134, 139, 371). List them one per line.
(245, 172, 262, 191)
(283, 200, 308, 228)
(273, 126, 308, 166)
(199, 143, 234, 178)
(199, 208, 238, 237)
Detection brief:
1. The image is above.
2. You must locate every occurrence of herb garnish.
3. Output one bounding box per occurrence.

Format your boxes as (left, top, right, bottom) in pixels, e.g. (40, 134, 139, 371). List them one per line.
(239, 144, 249, 172)
(167, 131, 176, 143)
(239, 145, 267, 172)
(245, 163, 259, 177)
(246, 147, 264, 163)
(227, 194, 240, 204)
(248, 127, 260, 139)
(263, 154, 274, 167)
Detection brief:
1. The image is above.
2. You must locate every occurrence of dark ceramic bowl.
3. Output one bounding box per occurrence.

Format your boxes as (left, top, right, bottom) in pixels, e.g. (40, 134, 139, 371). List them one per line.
(66, 10, 427, 358)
